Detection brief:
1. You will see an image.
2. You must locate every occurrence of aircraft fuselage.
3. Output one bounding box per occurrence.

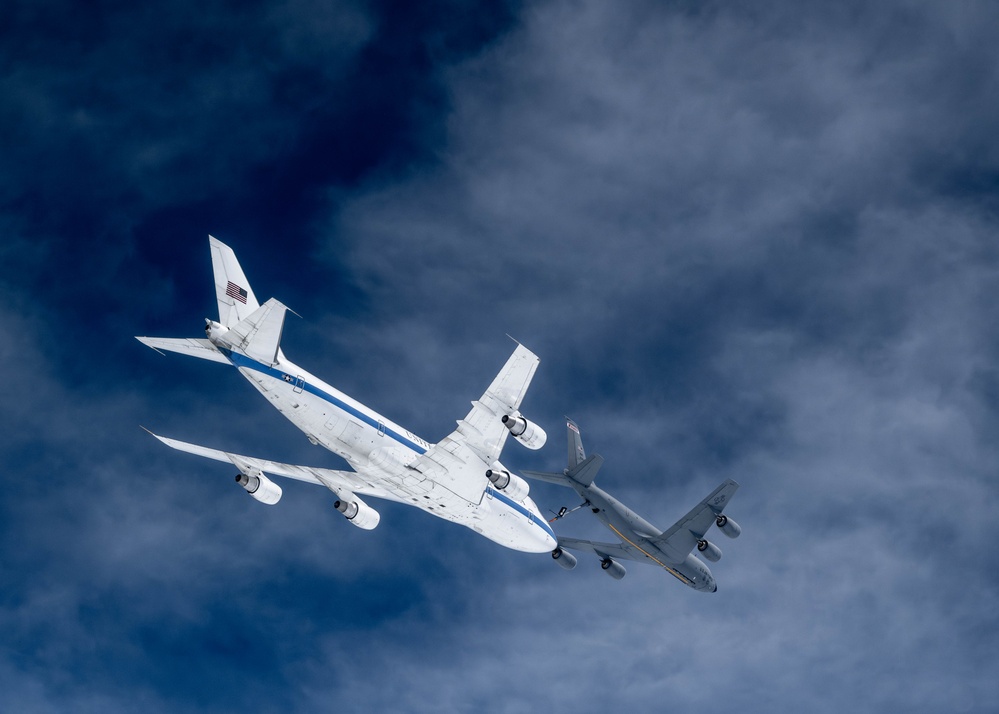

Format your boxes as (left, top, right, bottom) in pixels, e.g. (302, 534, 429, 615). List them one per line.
(568, 481, 717, 592)
(215, 346, 557, 553)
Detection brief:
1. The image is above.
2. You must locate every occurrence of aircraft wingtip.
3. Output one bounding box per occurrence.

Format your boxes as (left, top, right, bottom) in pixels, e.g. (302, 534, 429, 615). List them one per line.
(135, 337, 167, 356)
(139, 426, 167, 444)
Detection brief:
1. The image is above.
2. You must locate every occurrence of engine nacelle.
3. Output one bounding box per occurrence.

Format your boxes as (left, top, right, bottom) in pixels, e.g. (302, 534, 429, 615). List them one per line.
(551, 547, 577, 570)
(501, 414, 547, 450)
(235, 471, 282, 505)
(334, 498, 380, 530)
(601, 558, 627, 580)
(697, 539, 722, 562)
(716, 514, 742, 539)
(485, 468, 531, 501)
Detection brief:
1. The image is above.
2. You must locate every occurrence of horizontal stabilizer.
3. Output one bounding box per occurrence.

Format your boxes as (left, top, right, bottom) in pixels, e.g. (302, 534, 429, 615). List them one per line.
(224, 298, 288, 366)
(135, 337, 230, 364)
(567, 453, 603, 487)
(521, 469, 574, 487)
(522, 453, 603, 488)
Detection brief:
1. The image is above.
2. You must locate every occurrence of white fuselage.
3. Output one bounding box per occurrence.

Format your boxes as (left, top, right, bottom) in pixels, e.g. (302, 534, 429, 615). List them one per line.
(216, 346, 557, 553)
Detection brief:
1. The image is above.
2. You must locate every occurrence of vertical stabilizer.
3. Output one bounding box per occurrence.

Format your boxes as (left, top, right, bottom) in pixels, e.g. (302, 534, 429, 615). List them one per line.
(521, 419, 601, 488)
(564, 419, 602, 486)
(210, 235, 260, 326)
(567, 418, 586, 469)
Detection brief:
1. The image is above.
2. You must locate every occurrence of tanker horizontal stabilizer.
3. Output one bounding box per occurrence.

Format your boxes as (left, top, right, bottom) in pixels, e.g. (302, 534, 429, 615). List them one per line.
(567, 453, 603, 487)
(521, 453, 602, 488)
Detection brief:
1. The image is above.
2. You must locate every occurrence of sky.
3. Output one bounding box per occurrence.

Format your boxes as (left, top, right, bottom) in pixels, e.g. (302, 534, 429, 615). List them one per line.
(3, 0, 999, 712)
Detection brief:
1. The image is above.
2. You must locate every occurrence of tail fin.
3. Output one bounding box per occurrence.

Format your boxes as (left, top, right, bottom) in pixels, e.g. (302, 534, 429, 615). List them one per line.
(567, 418, 586, 469)
(137, 238, 286, 366)
(210, 235, 260, 326)
(522, 419, 603, 488)
(565, 418, 602, 485)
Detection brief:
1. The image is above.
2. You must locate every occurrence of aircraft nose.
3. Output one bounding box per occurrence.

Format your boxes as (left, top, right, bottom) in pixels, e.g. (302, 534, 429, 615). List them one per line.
(513, 514, 557, 553)
(526, 508, 557, 552)
(534, 519, 558, 552)
(536, 527, 557, 553)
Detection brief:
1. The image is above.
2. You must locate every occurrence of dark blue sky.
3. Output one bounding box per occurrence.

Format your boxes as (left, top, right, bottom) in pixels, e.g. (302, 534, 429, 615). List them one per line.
(3, 1, 999, 712)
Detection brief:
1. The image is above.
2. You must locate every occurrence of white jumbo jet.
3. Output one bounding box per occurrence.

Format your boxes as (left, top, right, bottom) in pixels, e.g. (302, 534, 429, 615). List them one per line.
(137, 236, 557, 554)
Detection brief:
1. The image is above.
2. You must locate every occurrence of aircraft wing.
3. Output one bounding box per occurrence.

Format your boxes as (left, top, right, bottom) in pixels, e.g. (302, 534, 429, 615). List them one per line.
(453, 342, 539, 464)
(144, 429, 394, 500)
(556, 537, 649, 564)
(650, 479, 740, 557)
(411, 344, 539, 500)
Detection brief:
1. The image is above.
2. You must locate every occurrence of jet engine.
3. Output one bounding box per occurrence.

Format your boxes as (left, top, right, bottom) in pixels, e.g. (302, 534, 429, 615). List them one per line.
(601, 558, 626, 580)
(334, 498, 381, 530)
(697, 539, 722, 562)
(485, 468, 530, 501)
(235, 470, 282, 505)
(501, 414, 547, 450)
(716, 514, 742, 539)
(552, 547, 577, 570)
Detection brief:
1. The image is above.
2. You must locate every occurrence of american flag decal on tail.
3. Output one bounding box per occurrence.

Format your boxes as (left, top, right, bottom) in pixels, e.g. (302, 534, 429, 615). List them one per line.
(226, 281, 247, 304)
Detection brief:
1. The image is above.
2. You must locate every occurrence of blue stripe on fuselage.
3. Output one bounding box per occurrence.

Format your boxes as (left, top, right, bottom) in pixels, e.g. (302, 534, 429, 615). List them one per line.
(220, 348, 429, 455)
(488, 486, 557, 541)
